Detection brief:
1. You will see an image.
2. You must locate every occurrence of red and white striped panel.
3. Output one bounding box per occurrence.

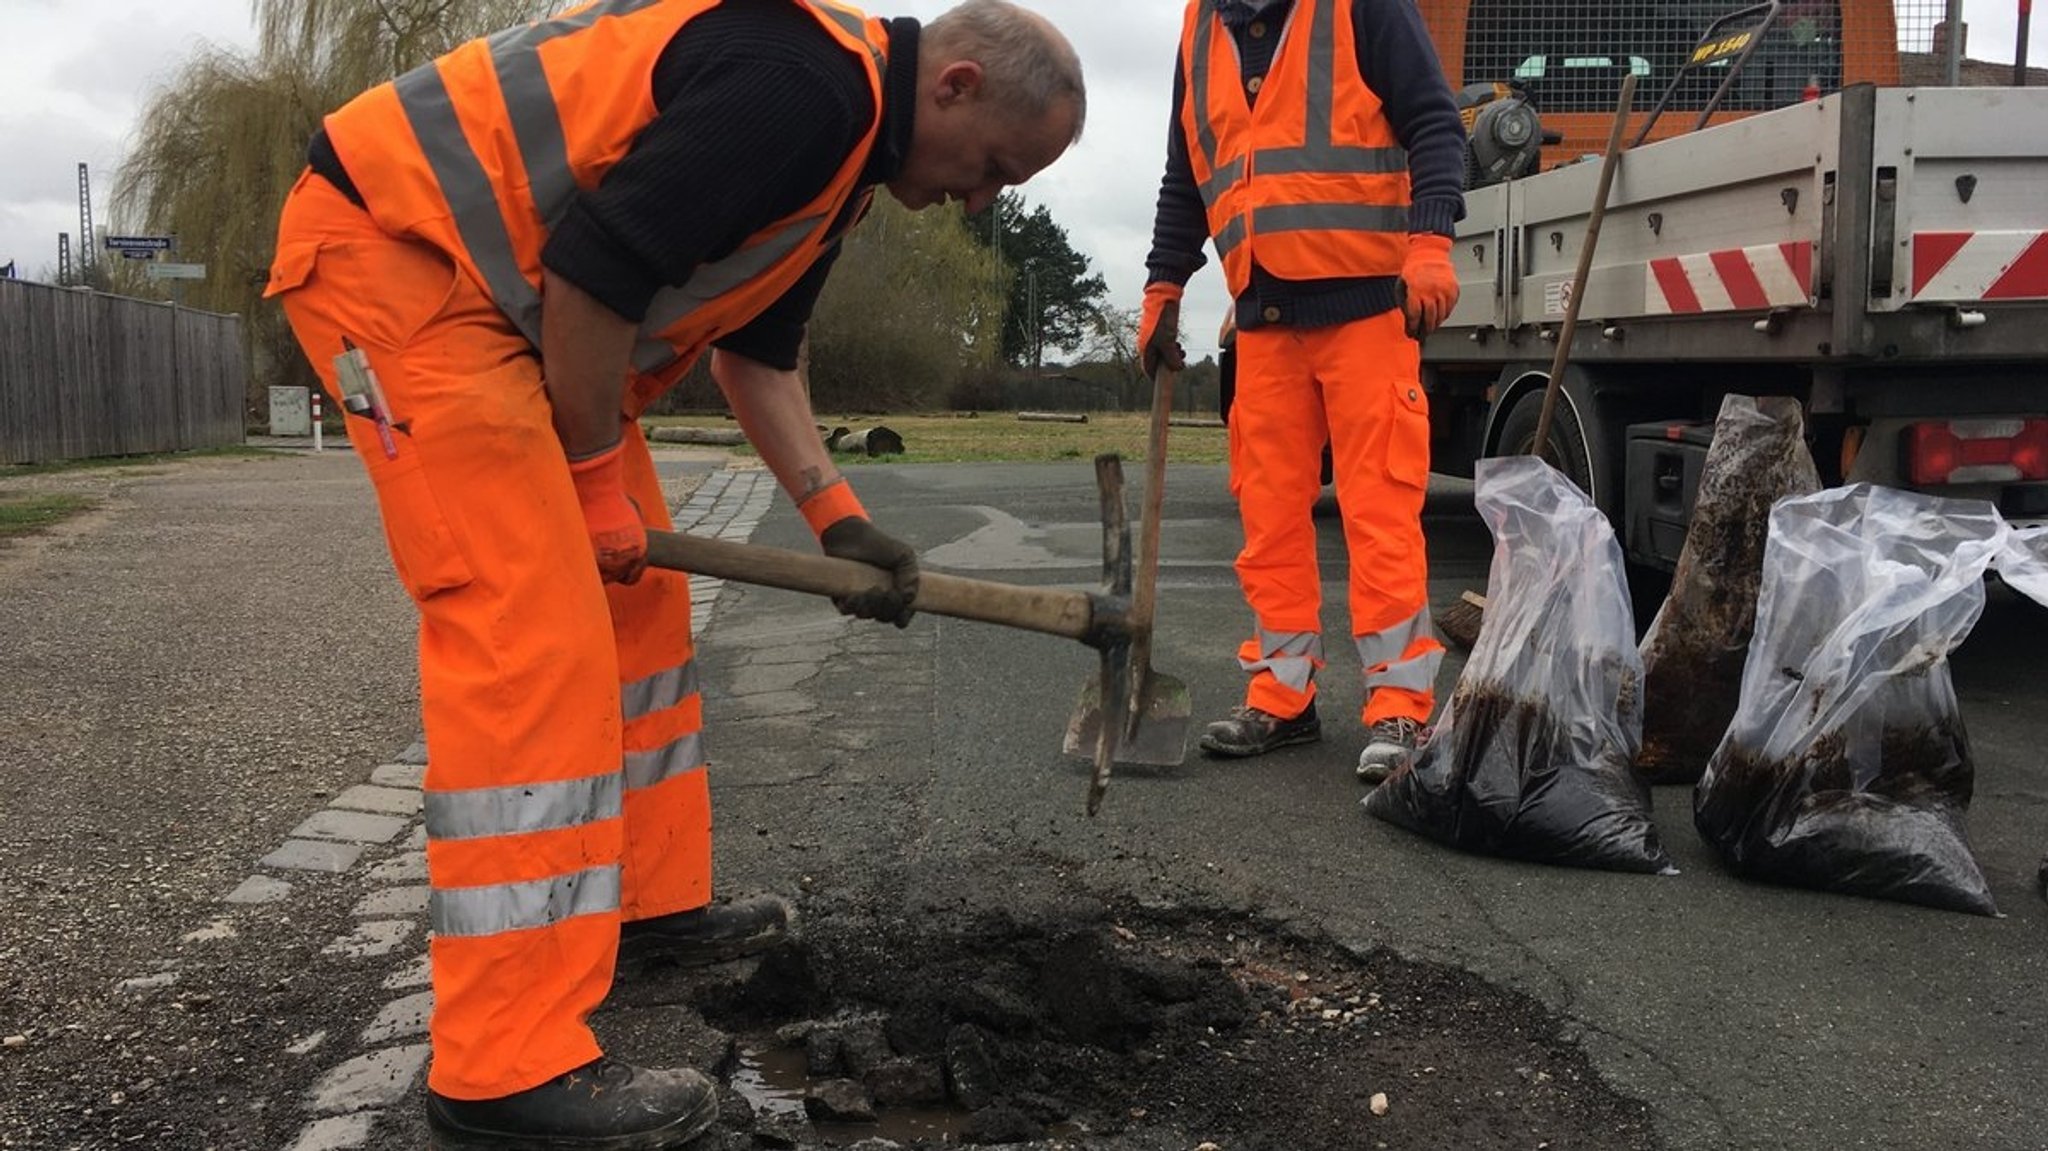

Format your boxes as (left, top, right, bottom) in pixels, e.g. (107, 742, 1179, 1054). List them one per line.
(1644, 241, 1814, 315)
(1912, 232, 2048, 302)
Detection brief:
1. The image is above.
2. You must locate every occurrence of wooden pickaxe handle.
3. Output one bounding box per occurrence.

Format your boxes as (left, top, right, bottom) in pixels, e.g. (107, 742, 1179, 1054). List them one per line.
(644, 529, 1102, 642)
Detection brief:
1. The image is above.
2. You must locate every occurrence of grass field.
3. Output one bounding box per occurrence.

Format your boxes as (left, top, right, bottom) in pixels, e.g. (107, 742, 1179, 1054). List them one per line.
(0, 495, 96, 538)
(644, 411, 1231, 466)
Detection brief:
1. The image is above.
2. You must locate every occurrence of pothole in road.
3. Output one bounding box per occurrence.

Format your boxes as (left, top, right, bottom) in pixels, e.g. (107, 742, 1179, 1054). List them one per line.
(632, 904, 1660, 1150)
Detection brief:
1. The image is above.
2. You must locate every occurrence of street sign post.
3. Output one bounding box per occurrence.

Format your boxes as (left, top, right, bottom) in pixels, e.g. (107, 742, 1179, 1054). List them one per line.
(144, 260, 205, 307)
(105, 235, 173, 254)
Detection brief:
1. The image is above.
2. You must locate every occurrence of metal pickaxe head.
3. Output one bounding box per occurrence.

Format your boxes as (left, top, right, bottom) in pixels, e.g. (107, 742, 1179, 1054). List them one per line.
(1062, 450, 1191, 815)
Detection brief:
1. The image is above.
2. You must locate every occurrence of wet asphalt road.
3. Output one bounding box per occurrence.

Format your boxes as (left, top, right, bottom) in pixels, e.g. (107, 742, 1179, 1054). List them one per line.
(718, 460, 2048, 1151)
(2, 446, 2045, 1150)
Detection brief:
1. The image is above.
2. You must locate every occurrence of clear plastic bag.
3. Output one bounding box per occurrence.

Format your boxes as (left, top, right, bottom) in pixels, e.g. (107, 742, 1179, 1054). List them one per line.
(1365, 456, 1675, 874)
(1695, 485, 2009, 915)
(1994, 525, 2048, 606)
(1637, 396, 1821, 783)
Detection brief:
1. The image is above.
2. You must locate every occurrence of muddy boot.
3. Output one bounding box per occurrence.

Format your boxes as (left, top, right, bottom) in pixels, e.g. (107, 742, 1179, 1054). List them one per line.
(1356, 716, 1426, 784)
(1198, 701, 1321, 758)
(426, 1057, 717, 1150)
(618, 893, 795, 967)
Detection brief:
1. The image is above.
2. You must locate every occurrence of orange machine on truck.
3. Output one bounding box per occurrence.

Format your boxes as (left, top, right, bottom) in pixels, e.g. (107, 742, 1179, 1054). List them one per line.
(1420, 0, 1908, 159)
(1411, 0, 2048, 573)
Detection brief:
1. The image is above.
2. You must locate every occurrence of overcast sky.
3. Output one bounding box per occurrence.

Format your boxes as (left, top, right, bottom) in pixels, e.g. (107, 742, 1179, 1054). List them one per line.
(3, 0, 2043, 361)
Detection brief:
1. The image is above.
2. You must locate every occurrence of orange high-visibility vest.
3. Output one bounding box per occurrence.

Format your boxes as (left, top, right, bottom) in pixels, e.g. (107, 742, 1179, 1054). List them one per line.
(1178, 0, 1411, 295)
(321, 0, 886, 393)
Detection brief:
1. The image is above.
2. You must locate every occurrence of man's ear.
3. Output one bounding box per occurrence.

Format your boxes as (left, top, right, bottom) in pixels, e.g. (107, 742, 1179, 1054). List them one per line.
(934, 59, 986, 107)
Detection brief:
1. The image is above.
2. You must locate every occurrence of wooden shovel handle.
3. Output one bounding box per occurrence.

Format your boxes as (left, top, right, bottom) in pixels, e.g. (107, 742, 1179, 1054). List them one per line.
(644, 529, 1097, 641)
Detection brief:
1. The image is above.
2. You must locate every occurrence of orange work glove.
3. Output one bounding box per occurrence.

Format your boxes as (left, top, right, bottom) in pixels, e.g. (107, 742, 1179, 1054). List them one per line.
(1137, 281, 1186, 375)
(1400, 233, 1461, 340)
(567, 441, 648, 585)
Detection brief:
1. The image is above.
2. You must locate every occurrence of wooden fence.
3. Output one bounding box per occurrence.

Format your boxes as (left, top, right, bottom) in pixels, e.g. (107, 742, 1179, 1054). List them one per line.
(0, 278, 246, 465)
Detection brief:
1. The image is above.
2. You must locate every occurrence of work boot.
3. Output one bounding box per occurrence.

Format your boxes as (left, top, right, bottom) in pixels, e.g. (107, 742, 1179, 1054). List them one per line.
(1357, 716, 1427, 784)
(618, 894, 795, 967)
(426, 1057, 717, 1150)
(1199, 701, 1321, 758)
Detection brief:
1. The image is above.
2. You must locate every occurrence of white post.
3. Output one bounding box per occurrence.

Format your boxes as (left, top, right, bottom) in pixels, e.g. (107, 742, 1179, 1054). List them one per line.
(311, 387, 324, 452)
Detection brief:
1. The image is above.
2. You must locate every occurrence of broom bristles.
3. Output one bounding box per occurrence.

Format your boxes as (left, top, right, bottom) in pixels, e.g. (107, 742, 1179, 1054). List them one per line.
(1437, 589, 1488, 650)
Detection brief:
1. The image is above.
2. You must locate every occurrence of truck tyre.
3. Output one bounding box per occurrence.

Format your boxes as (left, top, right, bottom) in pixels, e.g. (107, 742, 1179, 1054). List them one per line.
(1491, 370, 1618, 521)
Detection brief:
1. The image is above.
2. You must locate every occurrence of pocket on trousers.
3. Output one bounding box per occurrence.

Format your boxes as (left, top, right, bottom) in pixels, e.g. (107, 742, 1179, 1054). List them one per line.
(1386, 377, 1432, 492)
(369, 451, 476, 601)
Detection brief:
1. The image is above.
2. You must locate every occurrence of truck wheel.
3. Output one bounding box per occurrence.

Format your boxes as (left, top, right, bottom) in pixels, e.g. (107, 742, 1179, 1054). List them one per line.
(1492, 374, 1616, 520)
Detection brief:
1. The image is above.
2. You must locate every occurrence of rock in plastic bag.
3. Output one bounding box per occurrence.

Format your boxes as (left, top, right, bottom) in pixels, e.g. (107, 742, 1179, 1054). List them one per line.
(1636, 396, 1821, 784)
(1695, 485, 2009, 915)
(1365, 456, 1675, 874)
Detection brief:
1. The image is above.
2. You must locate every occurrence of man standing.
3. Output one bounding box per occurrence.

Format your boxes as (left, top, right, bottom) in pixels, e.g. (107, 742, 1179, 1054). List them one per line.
(1140, 0, 1464, 783)
(266, 1, 1083, 1145)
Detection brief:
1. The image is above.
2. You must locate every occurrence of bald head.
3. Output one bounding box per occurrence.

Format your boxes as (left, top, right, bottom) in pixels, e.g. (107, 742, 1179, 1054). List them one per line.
(924, 0, 1087, 142)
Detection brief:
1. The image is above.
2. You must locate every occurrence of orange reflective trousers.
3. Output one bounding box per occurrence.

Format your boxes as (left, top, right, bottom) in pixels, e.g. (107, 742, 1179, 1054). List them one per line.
(1226, 310, 1444, 726)
(267, 172, 713, 1100)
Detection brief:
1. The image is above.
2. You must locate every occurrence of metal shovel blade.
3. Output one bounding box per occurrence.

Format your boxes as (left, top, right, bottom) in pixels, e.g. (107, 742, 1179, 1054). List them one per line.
(1062, 668, 1191, 768)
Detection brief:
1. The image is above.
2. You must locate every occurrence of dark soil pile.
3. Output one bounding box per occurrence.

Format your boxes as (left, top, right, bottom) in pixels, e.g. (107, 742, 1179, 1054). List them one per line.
(592, 904, 1662, 1151)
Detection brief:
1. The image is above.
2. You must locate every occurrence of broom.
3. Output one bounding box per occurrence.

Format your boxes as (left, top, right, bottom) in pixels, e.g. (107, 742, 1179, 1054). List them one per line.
(1437, 73, 1636, 652)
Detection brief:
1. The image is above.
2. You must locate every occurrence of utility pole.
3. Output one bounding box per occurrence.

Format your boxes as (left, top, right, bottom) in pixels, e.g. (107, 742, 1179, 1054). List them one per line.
(76, 163, 95, 282)
(1944, 0, 1965, 85)
(57, 233, 72, 286)
(2019, 0, 2035, 87)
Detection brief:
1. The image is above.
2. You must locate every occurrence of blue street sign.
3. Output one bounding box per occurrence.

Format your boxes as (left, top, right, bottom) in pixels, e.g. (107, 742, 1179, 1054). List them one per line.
(105, 235, 174, 252)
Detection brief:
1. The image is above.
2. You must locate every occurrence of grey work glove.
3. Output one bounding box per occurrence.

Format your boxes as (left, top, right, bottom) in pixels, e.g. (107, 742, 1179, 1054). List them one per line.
(818, 517, 919, 628)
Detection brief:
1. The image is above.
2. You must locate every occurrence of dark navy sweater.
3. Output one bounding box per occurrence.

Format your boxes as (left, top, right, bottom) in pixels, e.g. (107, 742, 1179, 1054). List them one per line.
(1146, 0, 1467, 331)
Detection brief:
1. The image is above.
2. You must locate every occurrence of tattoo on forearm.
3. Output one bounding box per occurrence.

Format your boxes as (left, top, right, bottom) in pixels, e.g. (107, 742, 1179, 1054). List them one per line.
(797, 469, 845, 505)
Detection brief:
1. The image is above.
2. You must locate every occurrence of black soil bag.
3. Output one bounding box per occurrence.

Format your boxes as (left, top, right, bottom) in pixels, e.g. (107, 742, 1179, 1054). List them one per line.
(1636, 396, 1820, 784)
(1366, 457, 1676, 874)
(1694, 485, 2009, 915)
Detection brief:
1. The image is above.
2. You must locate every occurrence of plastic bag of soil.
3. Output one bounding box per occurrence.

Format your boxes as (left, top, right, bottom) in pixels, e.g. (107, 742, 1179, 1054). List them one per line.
(1695, 485, 2010, 915)
(1365, 456, 1675, 874)
(1636, 396, 1821, 784)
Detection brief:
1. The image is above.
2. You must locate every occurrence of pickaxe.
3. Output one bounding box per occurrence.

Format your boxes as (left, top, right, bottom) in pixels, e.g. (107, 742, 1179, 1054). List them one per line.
(643, 391, 1189, 813)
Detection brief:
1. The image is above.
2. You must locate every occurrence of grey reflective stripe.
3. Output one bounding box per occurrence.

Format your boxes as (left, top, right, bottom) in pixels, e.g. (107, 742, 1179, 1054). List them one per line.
(1367, 648, 1444, 694)
(424, 773, 623, 842)
(1355, 608, 1436, 670)
(623, 660, 700, 723)
(805, 0, 886, 74)
(1188, 5, 1221, 186)
(625, 730, 707, 793)
(631, 214, 832, 374)
(395, 67, 545, 346)
(487, 42, 574, 230)
(1197, 157, 1243, 209)
(1216, 214, 1248, 260)
(1304, 0, 1336, 155)
(431, 865, 620, 938)
(1254, 202, 1409, 235)
(1254, 144, 1405, 176)
(1238, 629, 1323, 692)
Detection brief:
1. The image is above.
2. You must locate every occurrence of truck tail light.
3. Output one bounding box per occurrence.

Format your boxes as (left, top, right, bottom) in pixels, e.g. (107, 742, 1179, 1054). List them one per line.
(1905, 419, 2048, 484)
